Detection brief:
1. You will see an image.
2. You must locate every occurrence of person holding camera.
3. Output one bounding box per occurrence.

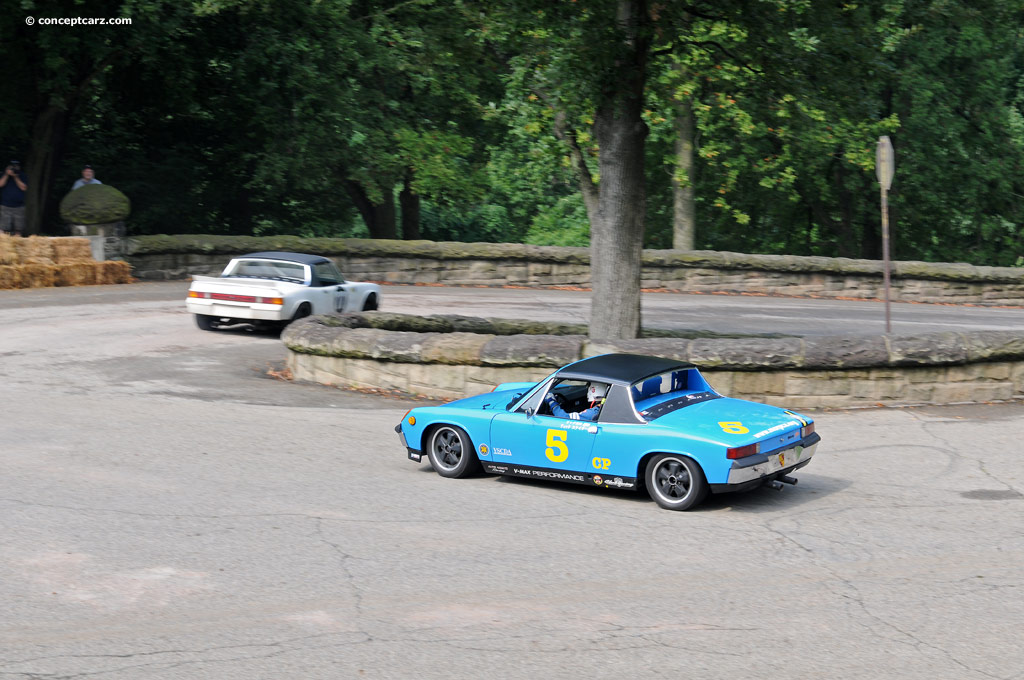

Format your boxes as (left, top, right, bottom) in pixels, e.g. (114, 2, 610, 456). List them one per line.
(72, 164, 102, 191)
(0, 160, 28, 236)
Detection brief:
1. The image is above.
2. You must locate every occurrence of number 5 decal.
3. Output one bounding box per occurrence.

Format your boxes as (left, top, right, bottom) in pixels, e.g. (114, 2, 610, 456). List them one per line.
(718, 421, 749, 434)
(545, 428, 569, 462)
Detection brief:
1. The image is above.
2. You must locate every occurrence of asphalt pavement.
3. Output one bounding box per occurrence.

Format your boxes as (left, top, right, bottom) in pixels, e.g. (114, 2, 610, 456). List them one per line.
(5, 280, 1024, 337)
(1, 283, 1022, 679)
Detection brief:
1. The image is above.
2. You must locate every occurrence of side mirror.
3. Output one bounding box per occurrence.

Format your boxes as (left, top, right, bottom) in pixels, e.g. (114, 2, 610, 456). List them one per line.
(524, 407, 534, 418)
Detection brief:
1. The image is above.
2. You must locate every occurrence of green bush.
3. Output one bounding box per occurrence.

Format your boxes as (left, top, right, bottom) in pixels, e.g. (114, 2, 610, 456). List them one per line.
(60, 184, 131, 224)
(524, 195, 591, 247)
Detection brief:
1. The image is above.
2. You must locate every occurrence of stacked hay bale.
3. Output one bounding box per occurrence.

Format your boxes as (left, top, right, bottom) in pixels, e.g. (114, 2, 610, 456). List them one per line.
(0, 236, 18, 288)
(0, 234, 132, 289)
(52, 237, 97, 286)
(12, 236, 56, 288)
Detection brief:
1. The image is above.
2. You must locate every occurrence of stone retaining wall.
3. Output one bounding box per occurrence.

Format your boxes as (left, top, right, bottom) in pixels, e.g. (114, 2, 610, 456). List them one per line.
(283, 314, 1024, 407)
(120, 235, 1024, 306)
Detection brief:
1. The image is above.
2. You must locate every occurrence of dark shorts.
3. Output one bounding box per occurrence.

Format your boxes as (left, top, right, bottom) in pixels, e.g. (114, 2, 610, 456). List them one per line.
(0, 205, 25, 234)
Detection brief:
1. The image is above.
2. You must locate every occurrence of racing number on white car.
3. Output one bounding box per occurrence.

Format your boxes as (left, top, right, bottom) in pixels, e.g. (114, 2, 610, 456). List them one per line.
(718, 421, 749, 434)
(545, 429, 569, 463)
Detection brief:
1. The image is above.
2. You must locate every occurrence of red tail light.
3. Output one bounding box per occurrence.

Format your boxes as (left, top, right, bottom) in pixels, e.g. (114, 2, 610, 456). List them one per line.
(801, 423, 815, 438)
(210, 293, 257, 303)
(727, 442, 761, 459)
(191, 291, 282, 305)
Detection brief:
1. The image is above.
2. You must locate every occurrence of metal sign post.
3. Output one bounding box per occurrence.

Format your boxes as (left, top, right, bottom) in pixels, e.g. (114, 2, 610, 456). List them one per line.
(876, 136, 895, 334)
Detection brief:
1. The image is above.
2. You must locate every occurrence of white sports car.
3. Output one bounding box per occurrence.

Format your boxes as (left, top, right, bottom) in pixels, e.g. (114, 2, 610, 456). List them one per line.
(186, 251, 381, 331)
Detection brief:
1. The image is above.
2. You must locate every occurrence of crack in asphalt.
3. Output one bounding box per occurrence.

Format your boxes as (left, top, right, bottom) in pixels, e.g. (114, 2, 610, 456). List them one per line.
(309, 517, 374, 641)
(760, 515, 1006, 679)
(755, 411, 1011, 679)
(0, 497, 602, 530)
(904, 408, 1023, 495)
(0, 632, 369, 679)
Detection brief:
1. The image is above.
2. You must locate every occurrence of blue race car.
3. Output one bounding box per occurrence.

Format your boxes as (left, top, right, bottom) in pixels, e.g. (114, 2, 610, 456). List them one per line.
(394, 354, 820, 511)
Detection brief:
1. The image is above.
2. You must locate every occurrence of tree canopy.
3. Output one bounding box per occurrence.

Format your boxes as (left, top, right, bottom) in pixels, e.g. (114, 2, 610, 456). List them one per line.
(2, 0, 1023, 271)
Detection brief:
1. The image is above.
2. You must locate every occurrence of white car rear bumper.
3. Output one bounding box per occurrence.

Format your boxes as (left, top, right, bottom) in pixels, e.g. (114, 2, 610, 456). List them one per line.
(186, 300, 286, 321)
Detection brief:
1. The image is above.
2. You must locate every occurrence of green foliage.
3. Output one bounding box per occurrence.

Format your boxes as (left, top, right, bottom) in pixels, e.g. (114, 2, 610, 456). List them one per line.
(524, 195, 590, 247)
(3, 0, 1023, 267)
(59, 184, 131, 224)
(419, 201, 510, 243)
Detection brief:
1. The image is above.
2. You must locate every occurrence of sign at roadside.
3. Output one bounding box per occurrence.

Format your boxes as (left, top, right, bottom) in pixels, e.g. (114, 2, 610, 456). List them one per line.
(877, 136, 895, 334)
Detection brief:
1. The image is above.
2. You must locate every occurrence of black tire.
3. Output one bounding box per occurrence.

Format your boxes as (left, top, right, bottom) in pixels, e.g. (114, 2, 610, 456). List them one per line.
(362, 293, 378, 311)
(195, 314, 218, 331)
(645, 454, 708, 511)
(289, 303, 312, 323)
(426, 425, 480, 478)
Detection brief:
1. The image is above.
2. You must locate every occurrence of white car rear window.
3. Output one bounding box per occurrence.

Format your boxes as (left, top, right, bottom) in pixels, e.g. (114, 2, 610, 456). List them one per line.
(225, 259, 305, 282)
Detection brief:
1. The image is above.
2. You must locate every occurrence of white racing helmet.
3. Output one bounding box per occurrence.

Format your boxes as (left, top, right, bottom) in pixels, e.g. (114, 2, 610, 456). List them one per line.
(587, 382, 608, 402)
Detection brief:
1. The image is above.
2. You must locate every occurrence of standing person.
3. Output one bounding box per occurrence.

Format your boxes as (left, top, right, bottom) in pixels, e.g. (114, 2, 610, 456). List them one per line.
(0, 160, 27, 236)
(72, 164, 102, 190)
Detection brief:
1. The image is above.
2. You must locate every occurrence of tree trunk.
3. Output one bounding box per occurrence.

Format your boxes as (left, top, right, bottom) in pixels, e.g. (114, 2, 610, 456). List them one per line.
(587, 0, 650, 341)
(24, 105, 70, 235)
(400, 172, 421, 240)
(344, 180, 397, 239)
(672, 95, 696, 250)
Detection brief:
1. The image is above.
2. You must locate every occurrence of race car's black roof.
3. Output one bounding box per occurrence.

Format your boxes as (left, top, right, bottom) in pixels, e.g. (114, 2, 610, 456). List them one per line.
(556, 353, 695, 385)
(238, 251, 332, 266)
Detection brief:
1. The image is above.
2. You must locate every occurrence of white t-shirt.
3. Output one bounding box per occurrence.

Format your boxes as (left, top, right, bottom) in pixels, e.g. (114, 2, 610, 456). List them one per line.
(72, 178, 102, 190)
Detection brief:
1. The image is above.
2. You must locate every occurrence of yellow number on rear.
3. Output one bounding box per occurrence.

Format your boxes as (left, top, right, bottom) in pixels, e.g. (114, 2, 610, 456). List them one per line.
(718, 421, 749, 434)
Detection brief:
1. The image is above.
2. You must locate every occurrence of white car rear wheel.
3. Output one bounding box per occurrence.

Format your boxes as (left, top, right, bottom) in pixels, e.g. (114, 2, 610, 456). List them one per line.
(195, 314, 217, 331)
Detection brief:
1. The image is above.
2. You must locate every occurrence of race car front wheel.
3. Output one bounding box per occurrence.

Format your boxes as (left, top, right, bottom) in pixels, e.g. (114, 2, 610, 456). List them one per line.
(426, 425, 481, 479)
(645, 454, 708, 511)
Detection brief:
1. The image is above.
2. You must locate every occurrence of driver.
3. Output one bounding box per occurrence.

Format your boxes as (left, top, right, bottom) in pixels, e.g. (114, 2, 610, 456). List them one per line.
(544, 382, 608, 421)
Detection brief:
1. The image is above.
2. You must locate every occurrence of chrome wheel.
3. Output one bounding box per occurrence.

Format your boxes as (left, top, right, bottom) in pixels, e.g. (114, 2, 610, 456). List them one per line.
(427, 426, 480, 478)
(646, 454, 708, 511)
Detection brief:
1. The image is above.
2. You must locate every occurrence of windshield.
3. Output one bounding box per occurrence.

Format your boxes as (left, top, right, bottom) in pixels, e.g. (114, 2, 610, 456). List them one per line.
(222, 259, 306, 283)
(508, 371, 557, 413)
(630, 368, 720, 421)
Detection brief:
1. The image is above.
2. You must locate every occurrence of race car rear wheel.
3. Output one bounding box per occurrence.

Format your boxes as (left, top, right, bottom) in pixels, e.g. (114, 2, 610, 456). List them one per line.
(426, 425, 480, 478)
(645, 454, 708, 511)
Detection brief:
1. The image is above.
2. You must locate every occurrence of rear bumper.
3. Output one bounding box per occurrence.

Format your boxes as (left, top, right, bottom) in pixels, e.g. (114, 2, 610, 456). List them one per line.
(186, 300, 285, 321)
(711, 433, 820, 493)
